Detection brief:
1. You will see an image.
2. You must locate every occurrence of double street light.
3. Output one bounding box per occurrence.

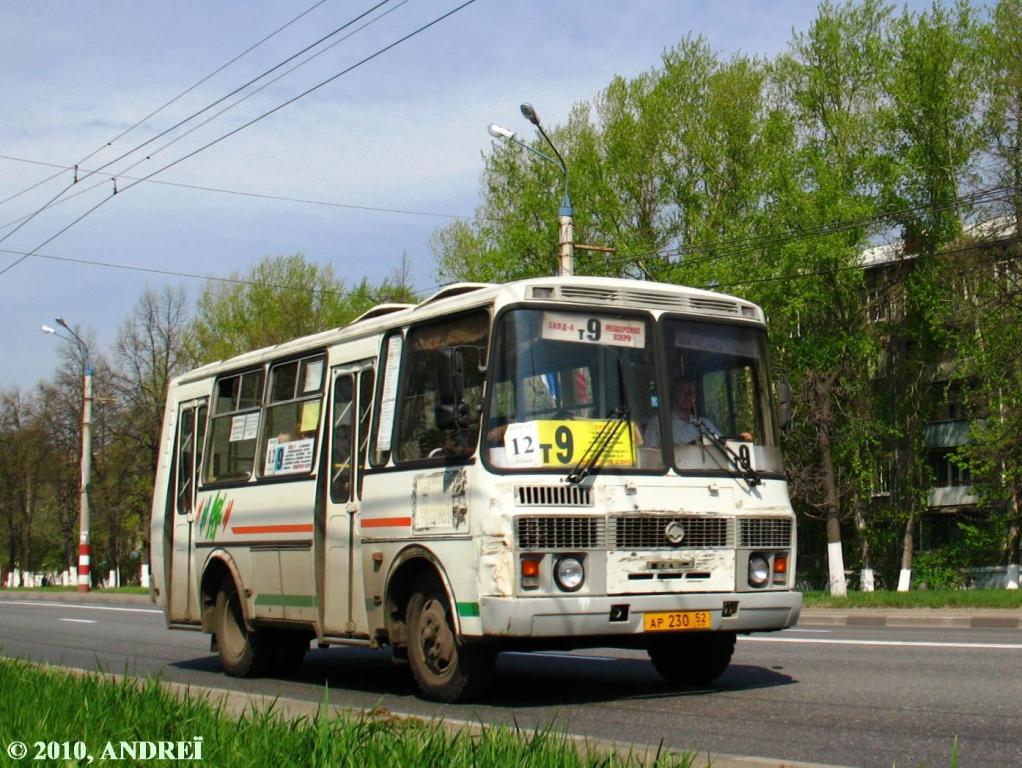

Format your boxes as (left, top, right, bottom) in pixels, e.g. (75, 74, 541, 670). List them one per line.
(489, 103, 576, 277)
(41, 317, 93, 592)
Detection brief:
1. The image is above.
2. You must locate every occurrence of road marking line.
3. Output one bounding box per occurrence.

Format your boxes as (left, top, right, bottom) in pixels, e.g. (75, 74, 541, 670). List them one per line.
(0, 600, 161, 614)
(59, 618, 97, 624)
(529, 651, 620, 662)
(782, 628, 833, 633)
(741, 636, 1022, 650)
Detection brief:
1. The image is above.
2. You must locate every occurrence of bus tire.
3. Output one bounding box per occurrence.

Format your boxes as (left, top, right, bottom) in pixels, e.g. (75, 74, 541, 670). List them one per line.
(406, 576, 494, 702)
(647, 631, 736, 686)
(214, 577, 270, 677)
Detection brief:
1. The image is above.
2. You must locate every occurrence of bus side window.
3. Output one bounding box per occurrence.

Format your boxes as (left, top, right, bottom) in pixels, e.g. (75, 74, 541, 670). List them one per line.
(175, 407, 195, 514)
(206, 369, 264, 484)
(177, 404, 209, 510)
(394, 311, 488, 462)
(331, 375, 354, 503)
(260, 354, 325, 478)
(356, 368, 374, 497)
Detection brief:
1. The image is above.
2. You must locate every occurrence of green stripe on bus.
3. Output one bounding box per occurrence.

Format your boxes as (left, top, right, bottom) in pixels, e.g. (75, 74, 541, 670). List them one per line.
(456, 602, 480, 617)
(253, 594, 317, 608)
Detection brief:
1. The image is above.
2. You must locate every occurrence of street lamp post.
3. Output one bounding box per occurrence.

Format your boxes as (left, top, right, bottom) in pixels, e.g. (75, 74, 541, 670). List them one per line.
(488, 102, 575, 277)
(42, 318, 92, 592)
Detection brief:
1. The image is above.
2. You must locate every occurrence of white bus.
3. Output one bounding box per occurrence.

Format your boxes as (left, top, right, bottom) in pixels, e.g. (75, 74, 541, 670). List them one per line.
(150, 275, 800, 702)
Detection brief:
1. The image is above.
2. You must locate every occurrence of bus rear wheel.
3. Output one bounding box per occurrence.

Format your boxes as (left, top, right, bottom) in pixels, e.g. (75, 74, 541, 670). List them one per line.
(647, 631, 736, 686)
(214, 577, 270, 677)
(406, 576, 494, 702)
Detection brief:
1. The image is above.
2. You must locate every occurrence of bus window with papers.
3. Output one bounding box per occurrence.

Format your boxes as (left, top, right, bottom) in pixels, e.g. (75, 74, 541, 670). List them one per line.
(395, 311, 488, 462)
(261, 354, 324, 477)
(206, 369, 264, 483)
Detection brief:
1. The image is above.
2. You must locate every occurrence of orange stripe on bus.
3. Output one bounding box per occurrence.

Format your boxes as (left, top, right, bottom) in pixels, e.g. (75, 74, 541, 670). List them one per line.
(230, 524, 314, 535)
(360, 517, 412, 529)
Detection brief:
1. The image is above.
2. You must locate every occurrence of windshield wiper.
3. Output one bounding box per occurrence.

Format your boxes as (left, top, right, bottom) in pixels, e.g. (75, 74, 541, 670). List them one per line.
(566, 407, 631, 485)
(689, 416, 761, 487)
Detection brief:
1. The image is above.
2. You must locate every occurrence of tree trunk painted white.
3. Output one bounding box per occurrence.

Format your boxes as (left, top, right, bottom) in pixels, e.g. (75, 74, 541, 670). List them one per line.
(1007, 564, 1019, 590)
(828, 541, 847, 597)
(141, 563, 151, 589)
(897, 568, 911, 592)
(860, 568, 875, 592)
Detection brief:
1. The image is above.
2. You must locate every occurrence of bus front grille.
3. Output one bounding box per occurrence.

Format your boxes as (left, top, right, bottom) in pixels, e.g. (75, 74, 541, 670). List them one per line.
(610, 515, 733, 549)
(516, 516, 605, 550)
(739, 518, 793, 547)
(515, 485, 592, 507)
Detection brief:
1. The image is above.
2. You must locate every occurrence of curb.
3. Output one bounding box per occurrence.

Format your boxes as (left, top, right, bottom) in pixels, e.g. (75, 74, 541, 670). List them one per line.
(0, 590, 152, 606)
(799, 608, 1022, 629)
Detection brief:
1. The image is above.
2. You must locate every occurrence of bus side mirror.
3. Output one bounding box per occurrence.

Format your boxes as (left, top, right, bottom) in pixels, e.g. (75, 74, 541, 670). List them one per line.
(777, 380, 793, 431)
(436, 347, 469, 430)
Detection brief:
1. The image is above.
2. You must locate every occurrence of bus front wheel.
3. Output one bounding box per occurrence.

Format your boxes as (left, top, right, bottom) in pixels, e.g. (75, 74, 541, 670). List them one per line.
(647, 631, 736, 686)
(406, 576, 494, 702)
(214, 577, 270, 677)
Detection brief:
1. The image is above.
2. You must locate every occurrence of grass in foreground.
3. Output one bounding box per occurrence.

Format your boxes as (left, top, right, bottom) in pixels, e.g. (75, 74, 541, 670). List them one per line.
(803, 588, 1022, 609)
(0, 658, 694, 767)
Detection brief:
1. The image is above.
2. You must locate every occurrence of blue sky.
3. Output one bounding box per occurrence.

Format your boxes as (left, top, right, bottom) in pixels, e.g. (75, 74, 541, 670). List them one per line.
(1, 0, 938, 390)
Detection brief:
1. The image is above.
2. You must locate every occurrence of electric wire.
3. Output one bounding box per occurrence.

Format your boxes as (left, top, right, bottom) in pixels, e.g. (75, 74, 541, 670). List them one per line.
(0, 1, 419, 233)
(2, 228, 1014, 302)
(0, 0, 393, 249)
(0, 0, 478, 278)
(0, 154, 471, 226)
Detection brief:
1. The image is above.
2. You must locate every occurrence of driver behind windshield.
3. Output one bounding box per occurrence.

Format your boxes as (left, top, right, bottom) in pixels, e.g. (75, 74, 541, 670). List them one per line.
(644, 378, 716, 447)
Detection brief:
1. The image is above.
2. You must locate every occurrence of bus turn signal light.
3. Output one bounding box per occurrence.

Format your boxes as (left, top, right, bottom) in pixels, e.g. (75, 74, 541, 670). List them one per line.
(521, 558, 541, 589)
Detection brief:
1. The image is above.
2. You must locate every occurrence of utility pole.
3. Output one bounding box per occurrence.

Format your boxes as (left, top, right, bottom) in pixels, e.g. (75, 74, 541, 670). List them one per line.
(42, 318, 92, 591)
(489, 102, 575, 276)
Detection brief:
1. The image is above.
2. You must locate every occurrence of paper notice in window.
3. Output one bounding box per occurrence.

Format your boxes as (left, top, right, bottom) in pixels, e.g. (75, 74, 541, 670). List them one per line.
(243, 412, 260, 440)
(377, 335, 402, 452)
(541, 311, 645, 348)
(229, 415, 246, 442)
(265, 437, 315, 476)
(300, 401, 321, 432)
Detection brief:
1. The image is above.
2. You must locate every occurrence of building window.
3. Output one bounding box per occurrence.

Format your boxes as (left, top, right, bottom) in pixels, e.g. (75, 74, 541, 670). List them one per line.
(927, 448, 971, 488)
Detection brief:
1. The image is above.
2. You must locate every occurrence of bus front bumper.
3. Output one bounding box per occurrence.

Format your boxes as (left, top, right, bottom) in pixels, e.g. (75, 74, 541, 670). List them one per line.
(477, 591, 801, 638)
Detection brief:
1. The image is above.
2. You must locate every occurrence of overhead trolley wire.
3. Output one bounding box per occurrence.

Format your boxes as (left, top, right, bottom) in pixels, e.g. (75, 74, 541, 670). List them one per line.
(0, 0, 419, 233)
(0, 154, 468, 225)
(0, 0, 391, 248)
(0, 0, 478, 278)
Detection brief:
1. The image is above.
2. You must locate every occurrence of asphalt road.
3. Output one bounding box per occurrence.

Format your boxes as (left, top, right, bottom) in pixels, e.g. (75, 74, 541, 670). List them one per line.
(1, 598, 1020, 767)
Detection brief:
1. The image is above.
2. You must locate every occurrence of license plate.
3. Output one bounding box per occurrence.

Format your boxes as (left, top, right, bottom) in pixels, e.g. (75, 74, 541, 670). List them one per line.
(642, 610, 712, 632)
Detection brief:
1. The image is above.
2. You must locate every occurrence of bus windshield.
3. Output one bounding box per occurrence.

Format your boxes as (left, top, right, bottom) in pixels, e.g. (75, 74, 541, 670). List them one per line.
(484, 308, 782, 478)
(485, 308, 662, 472)
(658, 317, 782, 476)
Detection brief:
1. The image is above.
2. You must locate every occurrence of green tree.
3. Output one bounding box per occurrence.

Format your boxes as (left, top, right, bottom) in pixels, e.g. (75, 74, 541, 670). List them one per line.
(743, 0, 895, 595)
(883, 0, 984, 589)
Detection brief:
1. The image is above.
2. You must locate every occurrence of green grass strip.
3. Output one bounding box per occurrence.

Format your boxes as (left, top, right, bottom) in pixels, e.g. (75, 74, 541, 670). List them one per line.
(0, 658, 695, 767)
(803, 588, 1022, 609)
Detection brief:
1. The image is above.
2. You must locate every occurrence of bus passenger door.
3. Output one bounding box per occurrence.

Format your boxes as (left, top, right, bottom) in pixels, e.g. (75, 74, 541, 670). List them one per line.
(321, 363, 374, 635)
(169, 401, 206, 622)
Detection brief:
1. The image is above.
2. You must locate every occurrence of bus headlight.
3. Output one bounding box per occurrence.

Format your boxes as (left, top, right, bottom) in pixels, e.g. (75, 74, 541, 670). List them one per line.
(748, 554, 770, 588)
(554, 556, 585, 592)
